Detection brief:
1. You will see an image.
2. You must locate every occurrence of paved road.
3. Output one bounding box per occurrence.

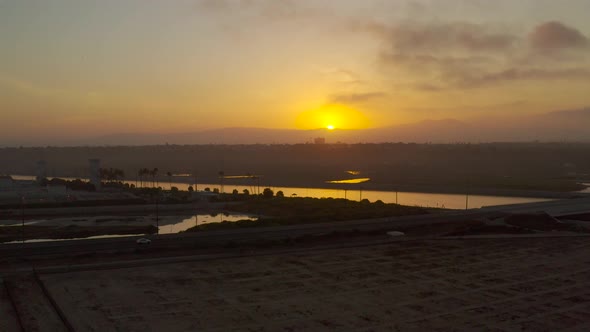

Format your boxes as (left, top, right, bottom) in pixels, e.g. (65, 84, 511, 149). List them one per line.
(482, 196, 590, 216)
(2, 197, 590, 259)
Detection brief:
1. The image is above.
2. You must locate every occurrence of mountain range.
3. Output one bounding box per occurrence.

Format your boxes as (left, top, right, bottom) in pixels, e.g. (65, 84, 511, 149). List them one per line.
(7, 108, 590, 146)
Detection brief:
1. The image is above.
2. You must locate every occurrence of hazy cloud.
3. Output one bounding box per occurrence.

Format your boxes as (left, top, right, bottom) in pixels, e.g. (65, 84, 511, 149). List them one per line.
(412, 83, 445, 92)
(318, 68, 364, 85)
(330, 92, 387, 104)
(195, 0, 320, 21)
(456, 68, 590, 88)
(380, 54, 495, 71)
(196, 0, 590, 94)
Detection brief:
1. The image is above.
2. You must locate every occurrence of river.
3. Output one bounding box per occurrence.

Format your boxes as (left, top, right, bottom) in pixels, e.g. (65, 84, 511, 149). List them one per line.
(11, 175, 555, 210)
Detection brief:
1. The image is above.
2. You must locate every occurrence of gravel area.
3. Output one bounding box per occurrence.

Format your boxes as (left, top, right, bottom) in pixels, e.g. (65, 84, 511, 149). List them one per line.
(35, 237, 590, 331)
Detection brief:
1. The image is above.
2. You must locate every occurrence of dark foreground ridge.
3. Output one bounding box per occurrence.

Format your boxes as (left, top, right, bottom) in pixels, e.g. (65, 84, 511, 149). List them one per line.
(2, 198, 590, 330)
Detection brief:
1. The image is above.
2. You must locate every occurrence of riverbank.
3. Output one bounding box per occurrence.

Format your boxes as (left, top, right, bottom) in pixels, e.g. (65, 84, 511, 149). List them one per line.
(317, 182, 589, 199)
(0, 225, 157, 243)
(0, 202, 234, 219)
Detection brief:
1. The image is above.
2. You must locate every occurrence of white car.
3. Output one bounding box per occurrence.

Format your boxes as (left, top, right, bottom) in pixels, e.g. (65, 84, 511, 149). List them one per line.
(136, 238, 152, 245)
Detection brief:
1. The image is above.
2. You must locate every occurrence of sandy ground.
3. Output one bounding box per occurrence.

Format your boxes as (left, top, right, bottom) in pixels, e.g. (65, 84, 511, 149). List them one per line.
(3, 275, 67, 331)
(22, 237, 590, 331)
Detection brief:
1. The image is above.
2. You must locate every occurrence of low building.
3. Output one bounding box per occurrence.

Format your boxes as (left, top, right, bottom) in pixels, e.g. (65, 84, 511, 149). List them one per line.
(47, 184, 68, 196)
(314, 137, 326, 144)
(0, 175, 14, 191)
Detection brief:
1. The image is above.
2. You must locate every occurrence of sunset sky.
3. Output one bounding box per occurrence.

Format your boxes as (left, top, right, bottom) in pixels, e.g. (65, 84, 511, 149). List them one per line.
(1, 0, 590, 141)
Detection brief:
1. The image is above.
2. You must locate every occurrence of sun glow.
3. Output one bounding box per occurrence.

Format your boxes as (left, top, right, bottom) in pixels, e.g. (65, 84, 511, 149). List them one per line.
(295, 104, 371, 130)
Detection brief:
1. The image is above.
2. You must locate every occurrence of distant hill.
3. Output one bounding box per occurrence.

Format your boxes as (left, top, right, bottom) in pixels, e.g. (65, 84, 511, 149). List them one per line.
(7, 108, 590, 147)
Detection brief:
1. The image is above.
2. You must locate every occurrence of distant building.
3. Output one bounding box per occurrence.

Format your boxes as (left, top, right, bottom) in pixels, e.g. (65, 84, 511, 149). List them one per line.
(314, 137, 326, 144)
(89, 159, 101, 191)
(0, 175, 14, 191)
(47, 184, 67, 196)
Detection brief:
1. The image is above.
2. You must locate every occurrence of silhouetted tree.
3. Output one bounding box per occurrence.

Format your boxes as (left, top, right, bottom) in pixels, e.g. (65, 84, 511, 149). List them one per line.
(276, 190, 284, 198)
(150, 168, 159, 188)
(99, 168, 124, 183)
(138, 168, 149, 188)
(263, 188, 274, 198)
(243, 189, 249, 196)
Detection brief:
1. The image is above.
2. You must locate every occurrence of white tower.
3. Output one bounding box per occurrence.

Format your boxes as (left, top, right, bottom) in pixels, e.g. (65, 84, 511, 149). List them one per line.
(36, 160, 47, 183)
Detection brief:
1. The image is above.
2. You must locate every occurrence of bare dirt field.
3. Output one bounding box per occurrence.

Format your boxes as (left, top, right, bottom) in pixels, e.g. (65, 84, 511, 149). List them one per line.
(15, 236, 590, 331)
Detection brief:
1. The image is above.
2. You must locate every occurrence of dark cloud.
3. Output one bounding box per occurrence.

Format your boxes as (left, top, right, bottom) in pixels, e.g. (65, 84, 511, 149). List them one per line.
(372, 20, 590, 90)
(330, 92, 387, 104)
(529, 21, 589, 51)
(382, 22, 519, 54)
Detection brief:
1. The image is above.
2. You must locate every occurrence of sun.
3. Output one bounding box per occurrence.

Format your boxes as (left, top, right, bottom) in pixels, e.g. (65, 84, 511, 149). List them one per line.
(295, 104, 371, 130)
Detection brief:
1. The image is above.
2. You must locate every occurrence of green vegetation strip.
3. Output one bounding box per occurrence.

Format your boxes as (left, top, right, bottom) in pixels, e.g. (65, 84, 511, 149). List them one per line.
(186, 196, 430, 232)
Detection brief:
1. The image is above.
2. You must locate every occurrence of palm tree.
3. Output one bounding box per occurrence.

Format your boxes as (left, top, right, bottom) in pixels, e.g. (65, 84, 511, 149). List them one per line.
(138, 168, 148, 188)
(151, 168, 159, 188)
(116, 168, 125, 182)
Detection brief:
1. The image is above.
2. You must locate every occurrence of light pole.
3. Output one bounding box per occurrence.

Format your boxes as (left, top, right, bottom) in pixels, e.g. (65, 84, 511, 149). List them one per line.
(465, 179, 471, 210)
(21, 195, 25, 244)
(219, 171, 224, 194)
(155, 191, 159, 234)
(194, 173, 198, 192)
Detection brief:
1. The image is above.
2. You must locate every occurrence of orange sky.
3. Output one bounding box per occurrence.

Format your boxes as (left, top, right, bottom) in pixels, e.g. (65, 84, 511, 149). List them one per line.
(1, 0, 590, 141)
